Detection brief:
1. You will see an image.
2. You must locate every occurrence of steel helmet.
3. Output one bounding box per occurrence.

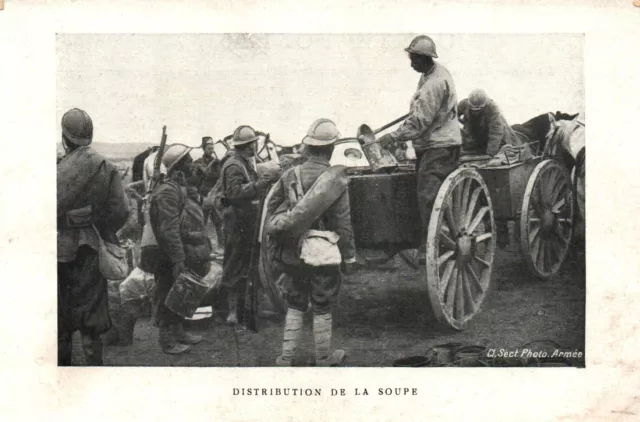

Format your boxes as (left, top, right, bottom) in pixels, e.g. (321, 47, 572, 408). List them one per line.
(468, 89, 489, 110)
(404, 35, 438, 58)
(162, 144, 193, 173)
(232, 125, 259, 146)
(61, 108, 94, 146)
(302, 118, 340, 146)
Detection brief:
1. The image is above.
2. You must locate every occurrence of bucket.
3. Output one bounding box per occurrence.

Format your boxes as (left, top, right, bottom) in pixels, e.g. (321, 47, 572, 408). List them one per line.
(357, 124, 398, 172)
(393, 356, 431, 367)
(164, 270, 212, 319)
(428, 343, 463, 366)
(454, 345, 488, 367)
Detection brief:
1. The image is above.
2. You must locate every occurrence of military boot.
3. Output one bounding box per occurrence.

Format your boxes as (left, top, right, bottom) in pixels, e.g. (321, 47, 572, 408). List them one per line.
(226, 293, 238, 325)
(175, 323, 203, 345)
(82, 333, 104, 366)
(159, 324, 191, 355)
(313, 312, 347, 367)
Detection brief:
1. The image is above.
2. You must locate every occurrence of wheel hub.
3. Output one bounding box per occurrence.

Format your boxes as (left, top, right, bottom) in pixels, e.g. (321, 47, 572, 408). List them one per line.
(541, 209, 556, 234)
(457, 231, 474, 264)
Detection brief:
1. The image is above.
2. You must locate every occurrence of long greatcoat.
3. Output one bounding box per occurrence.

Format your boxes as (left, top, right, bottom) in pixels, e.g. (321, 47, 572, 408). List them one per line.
(57, 146, 129, 334)
(219, 153, 265, 288)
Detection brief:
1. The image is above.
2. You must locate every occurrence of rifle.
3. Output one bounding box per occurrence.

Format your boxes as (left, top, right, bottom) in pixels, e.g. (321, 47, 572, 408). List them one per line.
(242, 188, 268, 333)
(147, 125, 168, 195)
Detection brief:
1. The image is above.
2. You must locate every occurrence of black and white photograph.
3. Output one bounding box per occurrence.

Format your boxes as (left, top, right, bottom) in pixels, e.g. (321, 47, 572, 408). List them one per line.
(5, 0, 640, 420)
(56, 33, 586, 368)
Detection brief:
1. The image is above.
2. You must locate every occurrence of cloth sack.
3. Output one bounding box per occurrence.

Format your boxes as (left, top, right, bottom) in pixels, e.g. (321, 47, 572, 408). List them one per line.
(95, 226, 129, 280)
(298, 229, 341, 267)
(119, 267, 156, 303)
(139, 200, 160, 273)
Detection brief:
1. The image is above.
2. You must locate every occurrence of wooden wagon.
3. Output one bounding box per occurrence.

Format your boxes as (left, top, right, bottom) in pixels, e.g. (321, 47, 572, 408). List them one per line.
(258, 139, 575, 331)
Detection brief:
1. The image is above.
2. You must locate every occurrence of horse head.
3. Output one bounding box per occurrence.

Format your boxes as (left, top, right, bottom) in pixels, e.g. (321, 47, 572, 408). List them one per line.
(254, 132, 280, 164)
(554, 111, 580, 121)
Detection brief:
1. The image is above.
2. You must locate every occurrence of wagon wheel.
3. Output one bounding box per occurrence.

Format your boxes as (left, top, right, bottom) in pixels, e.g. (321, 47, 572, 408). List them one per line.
(257, 185, 288, 315)
(424, 168, 496, 331)
(520, 160, 574, 279)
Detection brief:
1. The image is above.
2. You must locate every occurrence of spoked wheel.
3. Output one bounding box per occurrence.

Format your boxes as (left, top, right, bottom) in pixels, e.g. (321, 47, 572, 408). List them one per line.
(520, 160, 574, 279)
(257, 184, 288, 315)
(424, 168, 496, 331)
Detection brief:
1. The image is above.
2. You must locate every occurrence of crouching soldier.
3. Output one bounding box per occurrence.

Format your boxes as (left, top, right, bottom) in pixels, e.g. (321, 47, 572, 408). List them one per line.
(458, 89, 529, 247)
(458, 88, 526, 157)
(266, 119, 357, 367)
(149, 144, 212, 354)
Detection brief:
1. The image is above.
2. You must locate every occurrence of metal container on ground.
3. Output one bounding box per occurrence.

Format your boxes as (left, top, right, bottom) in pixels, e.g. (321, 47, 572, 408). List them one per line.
(164, 270, 212, 319)
(393, 356, 431, 367)
(428, 343, 463, 366)
(454, 345, 488, 367)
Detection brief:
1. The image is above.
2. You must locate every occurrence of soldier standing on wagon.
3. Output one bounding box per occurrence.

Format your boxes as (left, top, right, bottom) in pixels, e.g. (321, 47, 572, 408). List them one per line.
(219, 126, 279, 325)
(149, 144, 212, 354)
(57, 108, 130, 365)
(377, 35, 462, 264)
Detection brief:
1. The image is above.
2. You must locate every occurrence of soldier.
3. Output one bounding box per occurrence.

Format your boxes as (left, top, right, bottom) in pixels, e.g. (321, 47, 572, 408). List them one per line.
(377, 35, 462, 264)
(458, 89, 524, 157)
(57, 108, 129, 365)
(458, 89, 528, 248)
(219, 126, 278, 325)
(268, 119, 357, 367)
(149, 144, 212, 354)
(194, 136, 223, 248)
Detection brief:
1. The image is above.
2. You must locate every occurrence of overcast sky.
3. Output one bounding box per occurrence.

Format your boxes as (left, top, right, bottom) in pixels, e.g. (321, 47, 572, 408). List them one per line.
(56, 33, 584, 147)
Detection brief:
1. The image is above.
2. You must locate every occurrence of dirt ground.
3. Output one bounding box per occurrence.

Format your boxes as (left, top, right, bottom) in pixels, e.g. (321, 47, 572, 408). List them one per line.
(70, 221, 585, 368)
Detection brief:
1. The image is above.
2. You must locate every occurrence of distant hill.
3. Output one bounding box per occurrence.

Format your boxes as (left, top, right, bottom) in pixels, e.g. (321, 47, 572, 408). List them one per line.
(92, 142, 156, 160)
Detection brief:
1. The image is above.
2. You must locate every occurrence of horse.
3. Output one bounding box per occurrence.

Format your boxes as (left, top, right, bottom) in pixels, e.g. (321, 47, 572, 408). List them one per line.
(132, 146, 159, 183)
(511, 111, 579, 154)
(544, 115, 585, 225)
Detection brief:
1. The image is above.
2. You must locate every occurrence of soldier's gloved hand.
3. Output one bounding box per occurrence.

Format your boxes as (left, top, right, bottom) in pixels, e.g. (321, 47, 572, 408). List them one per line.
(172, 262, 186, 280)
(378, 134, 396, 150)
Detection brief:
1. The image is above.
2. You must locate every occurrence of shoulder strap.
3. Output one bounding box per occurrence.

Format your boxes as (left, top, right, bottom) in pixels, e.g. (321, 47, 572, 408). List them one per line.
(292, 165, 332, 231)
(293, 165, 305, 198)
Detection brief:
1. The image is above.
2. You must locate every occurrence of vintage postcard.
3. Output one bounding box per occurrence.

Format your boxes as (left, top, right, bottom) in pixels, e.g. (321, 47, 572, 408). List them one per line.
(56, 33, 585, 369)
(2, 1, 640, 421)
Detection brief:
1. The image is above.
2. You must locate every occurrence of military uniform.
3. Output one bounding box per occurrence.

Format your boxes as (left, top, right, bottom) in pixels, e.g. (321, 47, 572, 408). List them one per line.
(57, 109, 129, 365)
(149, 173, 211, 345)
(386, 61, 462, 248)
(219, 151, 269, 322)
(458, 97, 523, 156)
(194, 153, 223, 247)
(269, 118, 354, 367)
